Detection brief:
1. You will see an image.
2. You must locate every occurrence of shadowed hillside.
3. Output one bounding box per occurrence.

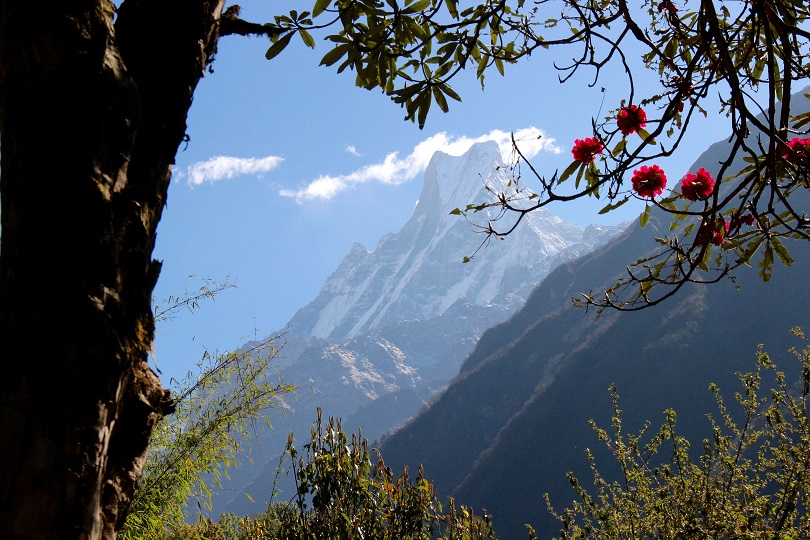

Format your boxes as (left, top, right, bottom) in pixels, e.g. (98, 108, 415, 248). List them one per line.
(378, 138, 810, 538)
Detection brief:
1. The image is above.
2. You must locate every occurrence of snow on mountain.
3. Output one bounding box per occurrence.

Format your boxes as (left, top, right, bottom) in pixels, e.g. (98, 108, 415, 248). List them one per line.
(212, 141, 627, 516)
(287, 140, 597, 340)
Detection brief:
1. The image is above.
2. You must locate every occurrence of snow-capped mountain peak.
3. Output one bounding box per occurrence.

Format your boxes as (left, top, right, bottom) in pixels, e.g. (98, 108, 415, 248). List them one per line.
(285, 142, 617, 340)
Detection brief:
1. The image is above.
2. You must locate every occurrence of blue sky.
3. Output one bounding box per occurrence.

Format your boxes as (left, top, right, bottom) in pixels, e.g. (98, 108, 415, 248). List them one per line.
(151, 1, 733, 384)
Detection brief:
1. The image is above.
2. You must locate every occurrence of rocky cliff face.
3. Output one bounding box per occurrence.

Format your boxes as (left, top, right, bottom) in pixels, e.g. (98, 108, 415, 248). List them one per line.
(213, 141, 626, 516)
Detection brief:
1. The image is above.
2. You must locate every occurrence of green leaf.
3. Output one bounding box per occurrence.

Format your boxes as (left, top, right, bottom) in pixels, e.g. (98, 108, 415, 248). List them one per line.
(640, 278, 653, 297)
(299, 28, 316, 49)
(442, 83, 462, 103)
(793, 111, 810, 129)
(433, 86, 449, 113)
(598, 197, 630, 215)
(772, 238, 794, 266)
(494, 57, 505, 76)
(574, 161, 586, 189)
(416, 92, 431, 128)
(446, 0, 458, 18)
(265, 31, 294, 60)
(558, 161, 581, 184)
(462, 256, 471, 263)
(313, 0, 331, 17)
(740, 235, 765, 265)
(320, 44, 350, 67)
(612, 139, 627, 156)
(639, 205, 650, 228)
(476, 56, 487, 82)
(636, 128, 656, 145)
(403, 0, 430, 13)
(434, 62, 452, 79)
(449, 207, 462, 215)
(664, 37, 678, 59)
(585, 162, 598, 186)
(759, 243, 774, 282)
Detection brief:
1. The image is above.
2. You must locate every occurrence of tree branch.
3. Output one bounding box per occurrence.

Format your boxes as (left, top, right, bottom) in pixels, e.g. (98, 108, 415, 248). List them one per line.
(220, 16, 288, 38)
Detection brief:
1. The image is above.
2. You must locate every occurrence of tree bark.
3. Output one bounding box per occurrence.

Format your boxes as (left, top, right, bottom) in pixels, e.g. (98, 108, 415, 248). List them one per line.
(0, 0, 225, 538)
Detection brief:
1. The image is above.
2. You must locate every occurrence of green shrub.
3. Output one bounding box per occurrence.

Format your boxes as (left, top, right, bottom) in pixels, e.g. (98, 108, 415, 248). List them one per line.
(278, 408, 497, 540)
(543, 328, 810, 540)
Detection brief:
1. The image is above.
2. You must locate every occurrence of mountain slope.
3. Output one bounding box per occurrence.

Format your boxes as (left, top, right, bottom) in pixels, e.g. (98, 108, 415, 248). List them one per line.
(213, 141, 626, 516)
(378, 139, 810, 539)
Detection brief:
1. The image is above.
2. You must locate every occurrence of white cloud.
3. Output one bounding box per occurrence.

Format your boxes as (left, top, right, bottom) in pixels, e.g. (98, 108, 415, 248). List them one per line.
(346, 145, 361, 156)
(177, 155, 283, 186)
(279, 127, 560, 202)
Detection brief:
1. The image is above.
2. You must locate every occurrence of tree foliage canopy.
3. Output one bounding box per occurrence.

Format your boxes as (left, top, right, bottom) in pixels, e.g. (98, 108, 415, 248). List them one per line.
(233, 0, 810, 310)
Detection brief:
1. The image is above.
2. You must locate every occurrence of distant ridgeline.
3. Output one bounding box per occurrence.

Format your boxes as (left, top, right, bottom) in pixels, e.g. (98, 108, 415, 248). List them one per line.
(211, 141, 627, 517)
(377, 135, 810, 537)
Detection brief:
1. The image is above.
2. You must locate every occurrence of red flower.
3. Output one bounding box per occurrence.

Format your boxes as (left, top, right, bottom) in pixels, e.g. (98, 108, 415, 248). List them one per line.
(571, 137, 604, 163)
(680, 168, 715, 201)
(631, 165, 667, 198)
(784, 137, 810, 161)
(712, 218, 730, 246)
(696, 218, 730, 247)
(658, 0, 678, 22)
(658, 0, 678, 15)
(616, 105, 648, 136)
(730, 212, 757, 230)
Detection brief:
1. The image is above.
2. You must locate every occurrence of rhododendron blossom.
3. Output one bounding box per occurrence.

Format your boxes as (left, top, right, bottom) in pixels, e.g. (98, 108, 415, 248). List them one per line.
(571, 137, 604, 163)
(784, 137, 810, 161)
(631, 165, 667, 198)
(659, 0, 678, 15)
(714, 219, 730, 245)
(616, 105, 648, 136)
(658, 0, 679, 24)
(696, 217, 730, 246)
(730, 212, 757, 230)
(680, 168, 715, 201)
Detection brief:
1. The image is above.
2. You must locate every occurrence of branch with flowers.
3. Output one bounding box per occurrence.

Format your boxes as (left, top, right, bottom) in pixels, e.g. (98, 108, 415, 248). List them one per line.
(442, 0, 810, 312)
(255, 0, 809, 310)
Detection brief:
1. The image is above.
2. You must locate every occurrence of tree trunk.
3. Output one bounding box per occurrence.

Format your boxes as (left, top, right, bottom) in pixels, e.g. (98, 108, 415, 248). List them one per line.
(0, 0, 225, 538)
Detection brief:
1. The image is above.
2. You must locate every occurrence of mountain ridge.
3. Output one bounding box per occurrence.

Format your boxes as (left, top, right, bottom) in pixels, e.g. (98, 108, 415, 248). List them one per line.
(213, 141, 627, 516)
(286, 141, 600, 340)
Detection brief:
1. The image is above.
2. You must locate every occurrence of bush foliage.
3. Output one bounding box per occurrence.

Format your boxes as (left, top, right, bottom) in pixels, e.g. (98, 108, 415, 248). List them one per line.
(542, 328, 810, 540)
(126, 282, 810, 539)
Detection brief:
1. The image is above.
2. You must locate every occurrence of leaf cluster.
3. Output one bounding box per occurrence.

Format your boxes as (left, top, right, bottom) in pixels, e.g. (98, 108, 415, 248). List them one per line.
(544, 328, 810, 540)
(281, 408, 497, 540)
(227, 0, 810, 310)
(247, 0, 810, 311)
(120, 315, 295, 540)
(425, 0, 810, 312)
(163, 503, 299, 540)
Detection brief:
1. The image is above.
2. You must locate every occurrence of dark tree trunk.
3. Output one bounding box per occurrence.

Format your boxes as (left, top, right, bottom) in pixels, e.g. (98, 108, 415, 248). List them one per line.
(0, 0, 225, 538)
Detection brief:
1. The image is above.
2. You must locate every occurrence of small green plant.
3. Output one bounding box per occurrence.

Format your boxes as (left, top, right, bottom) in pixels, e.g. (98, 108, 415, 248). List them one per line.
(156, 410, 495, 540)
(280, 408, 497, 540)
(120, 281, 296, 540)
(163, 503, 299, 540)
(543, 328, 810, 540)
(120, 339, 295, 540)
